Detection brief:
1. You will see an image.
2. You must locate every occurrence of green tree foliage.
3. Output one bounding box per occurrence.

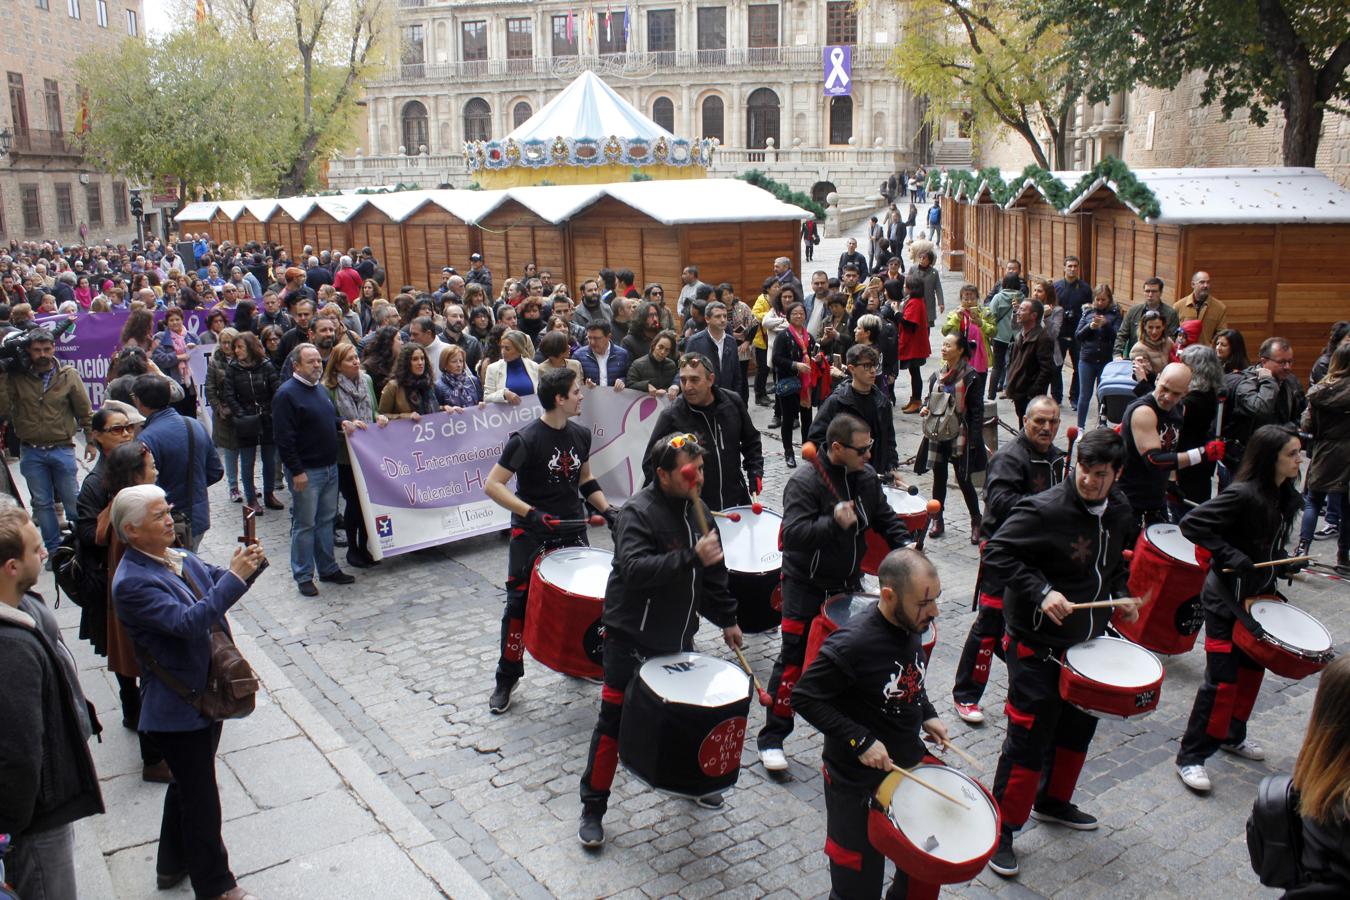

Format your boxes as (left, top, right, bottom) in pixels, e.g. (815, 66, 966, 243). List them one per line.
(892, 0, 1085, 169)
(1038, 0, 1350, 167)
(736, 170, 827, 220)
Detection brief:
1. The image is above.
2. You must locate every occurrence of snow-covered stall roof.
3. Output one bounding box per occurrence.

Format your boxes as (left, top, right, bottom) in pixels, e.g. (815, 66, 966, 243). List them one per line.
(506, 70, 673, 144)
(604, 179, 812, 225)
(487, 184, 610, 223)
(214, 200, 249, 220)
(1065, 167, 1350, 224)
(276, 197, 318, 221)
(313, 195, 369, 222)
(242, 199, 279, 221)
(175, 201, 217, 221)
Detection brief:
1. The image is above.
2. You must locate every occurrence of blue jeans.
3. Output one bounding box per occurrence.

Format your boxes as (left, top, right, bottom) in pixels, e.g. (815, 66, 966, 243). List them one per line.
(221, 447, 239, 493)
(1076, 359, 1107, 429)
(19, 444, 80, 552)
(287, 464, 339, 583)
(1301, 489, 1350, 547)
(239, 443, 276, 505)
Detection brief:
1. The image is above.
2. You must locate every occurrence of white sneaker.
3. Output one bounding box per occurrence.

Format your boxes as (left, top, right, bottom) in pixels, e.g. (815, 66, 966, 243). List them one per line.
(955, 702, 985, 724)
(1221, 739, 1266, 761)
(1177, 764, 1212, 793)
(760, 748, 789, 772)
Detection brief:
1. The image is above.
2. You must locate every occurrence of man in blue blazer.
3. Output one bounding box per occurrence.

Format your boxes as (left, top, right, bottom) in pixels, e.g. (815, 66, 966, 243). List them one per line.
(112, 483, 267, 900)
(574, 320, 631, 389)
(683, 301, 743, 397)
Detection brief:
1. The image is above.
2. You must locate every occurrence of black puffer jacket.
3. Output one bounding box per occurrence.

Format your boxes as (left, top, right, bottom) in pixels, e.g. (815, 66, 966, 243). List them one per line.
(807, 382, 899, 476)
(980, 432, 1066, 541)
(601, 481, 738, 652)
(983, 478, 1133, 650)
(642, 387, 763, 509)
(222, 356, 279, 446)
(781, 456, 911, 592)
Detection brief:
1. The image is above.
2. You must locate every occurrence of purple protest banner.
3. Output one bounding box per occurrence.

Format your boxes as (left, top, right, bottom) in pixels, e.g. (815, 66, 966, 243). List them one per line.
(346, 386, 669, 560)
(823, 45, 852, 97)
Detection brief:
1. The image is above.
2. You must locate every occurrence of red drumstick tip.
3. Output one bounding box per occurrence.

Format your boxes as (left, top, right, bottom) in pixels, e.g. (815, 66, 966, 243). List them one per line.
(758, 689, 773, 707)
(801, 442, 818, 462)
(1067, 425, 1080, 441)
(750, 502, 764, 515)
(728, 512, 742, 522)
(680, 462, 699, 485)
(926, 499, 943, 515)
(588, 515, 605, 527)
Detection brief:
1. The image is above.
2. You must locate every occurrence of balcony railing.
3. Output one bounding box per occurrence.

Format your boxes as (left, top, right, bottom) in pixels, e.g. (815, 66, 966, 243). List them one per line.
(370, 43, 895, 85)
(10, 128, 81, 157)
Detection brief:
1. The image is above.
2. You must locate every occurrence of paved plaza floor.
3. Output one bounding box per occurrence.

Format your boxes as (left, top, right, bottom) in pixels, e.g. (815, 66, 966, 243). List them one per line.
(57, 221, 1336, 898)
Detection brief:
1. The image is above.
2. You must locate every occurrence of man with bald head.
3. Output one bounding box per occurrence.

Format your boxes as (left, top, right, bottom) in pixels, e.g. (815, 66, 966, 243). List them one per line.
(1119, 362, 1224, 536)
(1173, 271, 1228, 346)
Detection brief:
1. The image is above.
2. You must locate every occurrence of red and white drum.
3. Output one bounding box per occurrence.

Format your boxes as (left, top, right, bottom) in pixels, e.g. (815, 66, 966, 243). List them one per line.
(1059, 637, 1164, 719)
(862, 486, 929, 575)
(868, 765, 1001, 885)
(524, 546, 611, 680)
(804, 593, 936, 672)
(1235, 598, 1335, 680)
(619, 652, 752, 798)
(720, 505, 784, 633)
(1116, 524, 1209, 655)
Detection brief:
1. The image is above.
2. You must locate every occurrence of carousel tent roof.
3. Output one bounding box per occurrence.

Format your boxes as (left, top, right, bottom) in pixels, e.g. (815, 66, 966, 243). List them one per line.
(505, 70, 673, 144)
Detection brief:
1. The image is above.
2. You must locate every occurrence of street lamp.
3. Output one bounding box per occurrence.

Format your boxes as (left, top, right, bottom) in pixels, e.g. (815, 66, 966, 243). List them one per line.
(0, 128, 12, 157)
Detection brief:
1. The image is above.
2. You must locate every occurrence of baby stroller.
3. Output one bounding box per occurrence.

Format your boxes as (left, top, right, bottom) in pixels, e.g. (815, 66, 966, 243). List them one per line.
(1097, 359, 1139, 428)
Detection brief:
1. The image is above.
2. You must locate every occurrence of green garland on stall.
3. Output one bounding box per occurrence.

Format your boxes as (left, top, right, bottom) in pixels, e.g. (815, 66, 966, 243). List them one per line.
(934, 157, 1160, 219)
(736, 169, 827, 221)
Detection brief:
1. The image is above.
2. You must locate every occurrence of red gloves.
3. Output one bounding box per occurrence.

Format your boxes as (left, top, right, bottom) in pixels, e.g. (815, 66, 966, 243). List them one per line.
(1204, 439, 1226, 462)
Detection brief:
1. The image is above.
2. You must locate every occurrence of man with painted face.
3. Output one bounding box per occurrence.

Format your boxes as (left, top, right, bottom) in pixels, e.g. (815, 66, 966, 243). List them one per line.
(794, 547, 948, 900)
(981, 427, 1137, 879)
(577, 433, 742, 848)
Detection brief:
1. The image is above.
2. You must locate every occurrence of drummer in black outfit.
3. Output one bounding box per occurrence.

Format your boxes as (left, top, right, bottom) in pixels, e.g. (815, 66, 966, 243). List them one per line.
(642, 352, 764, 509)
(951, 396, 1065, 725)
(982, 428, 1139, 879)
(1119, 362, 1223, 537)
(794, 547, 950, 900)
(483, 368, 615, 715)
(757, 413, 913, 775)
(577, 433, 743, 848)
(1175, 424, 1304, 795)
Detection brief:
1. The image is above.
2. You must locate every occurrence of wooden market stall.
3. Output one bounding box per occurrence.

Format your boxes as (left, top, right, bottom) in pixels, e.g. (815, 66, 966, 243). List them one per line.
(951, 166, 1350, 365)
(235, 200, 277, 247)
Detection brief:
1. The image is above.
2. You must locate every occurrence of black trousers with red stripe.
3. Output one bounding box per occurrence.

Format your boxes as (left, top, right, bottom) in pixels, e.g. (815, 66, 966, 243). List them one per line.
(1177, 607, 1264, 766)
(951, 593, 1007, 706)
(496, 526, 587, 683)
(759, 578, 838, 751)
(991, 636, 1098, 832)
(823, 771, 939, 900)
(579, 630, 681, 813)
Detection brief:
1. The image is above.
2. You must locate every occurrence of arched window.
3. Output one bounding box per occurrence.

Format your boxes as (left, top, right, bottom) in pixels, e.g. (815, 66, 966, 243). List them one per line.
(829, 95, 853, 145)
(746, 88, 780, 150)
(652, 97, 675, 132)
(512, 101, 533, 129)
(463, 97, 491, 143)
(401, 100, 428, 155)
(701, 95, 724, 143)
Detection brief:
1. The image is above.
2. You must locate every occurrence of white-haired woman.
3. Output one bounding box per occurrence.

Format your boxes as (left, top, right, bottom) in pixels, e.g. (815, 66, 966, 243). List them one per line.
(111, 484, 266, 900)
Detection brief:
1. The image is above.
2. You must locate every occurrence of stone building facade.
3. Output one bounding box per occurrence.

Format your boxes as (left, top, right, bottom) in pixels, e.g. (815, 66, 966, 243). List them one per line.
(1, 0, 143, 247)
(329, 0, 943, 201)
(980, 72, 1350, 188)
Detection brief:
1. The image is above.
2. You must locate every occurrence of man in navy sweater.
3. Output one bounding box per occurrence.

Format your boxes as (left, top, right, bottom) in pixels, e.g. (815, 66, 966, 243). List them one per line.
(272, 343, 354, 596)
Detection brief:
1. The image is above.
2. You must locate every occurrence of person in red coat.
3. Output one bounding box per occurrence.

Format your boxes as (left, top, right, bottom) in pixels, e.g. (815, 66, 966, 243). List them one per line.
(332, 255, 364, 303)
(896, 273, 930, 413)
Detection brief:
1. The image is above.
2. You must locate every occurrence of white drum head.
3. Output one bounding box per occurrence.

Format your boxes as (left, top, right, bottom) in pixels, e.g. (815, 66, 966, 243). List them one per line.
(1146, 524, 1200, 565)
(1065, 638, 1163, 688)
(537, 547, 612, 598)
(884, 487, 927, 517)
(889, 765, 998, 863)
(1251, 601, 1332, 654)
(639, 653, 750, 707)
(720, 506, 783, 575)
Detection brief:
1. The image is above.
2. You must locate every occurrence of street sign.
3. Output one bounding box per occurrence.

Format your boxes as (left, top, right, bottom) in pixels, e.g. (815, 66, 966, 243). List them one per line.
(151, 175, 179, 208)
(823, 45, 852, 97)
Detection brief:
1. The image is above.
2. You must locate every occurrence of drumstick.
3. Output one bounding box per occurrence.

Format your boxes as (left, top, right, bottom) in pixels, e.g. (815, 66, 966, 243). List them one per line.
(1222, 555, 1313, 572)
(1065, 425, 1080, 473)
(542, 514, 606, 527)
(939, 739, 980, 768)
(750, 501, 764, 515)
(1068, 598, 1142, 610)
(709, 510, 743, 523)
(891, 476, 920, 496)
(890, 764, 971, 810)
(800, 442, 844, 503)
(679, 464, 713, 535)
(914, 500, 942, 551)
(731, 645, 774, 707)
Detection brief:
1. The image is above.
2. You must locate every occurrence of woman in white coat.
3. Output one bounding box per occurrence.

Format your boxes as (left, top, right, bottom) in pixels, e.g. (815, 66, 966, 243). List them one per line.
(483, 330, 540, 405)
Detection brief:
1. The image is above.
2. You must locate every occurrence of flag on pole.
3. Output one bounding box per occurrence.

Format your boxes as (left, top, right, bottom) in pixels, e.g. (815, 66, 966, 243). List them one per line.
(586, 7, 596, 45)
(624, 4, 631, 44)
(195, 0, 206, 22)
(605, 4, 612, 42)
(567, 8, 575, 42)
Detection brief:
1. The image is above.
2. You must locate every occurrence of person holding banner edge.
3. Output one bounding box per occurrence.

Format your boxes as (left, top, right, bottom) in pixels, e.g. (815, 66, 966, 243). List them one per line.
(484, 367, 615, 715)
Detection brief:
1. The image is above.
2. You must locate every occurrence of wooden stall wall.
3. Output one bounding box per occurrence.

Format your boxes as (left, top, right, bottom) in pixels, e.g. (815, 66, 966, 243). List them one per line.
(474, 200, 566, 294)
(209, 212, 238, 246)
(1024, 204, 1092, 285)
(175, 219, 211, 241)
(566, 197, 682, 307)
(301, 209, 353, 259)
(348, 206, 406, 294)
(997, 208, 1028, 283)
(1090, 207, 1180, 308)
(269, 211, 304, 261)
(969, 204, 999, 296)
(234, 213, 268, 248)
(1270, 224, 1350, 369)
(940, 195, 965, 271)
(403, 203, 475, 291)
(679, 218, 799, 318)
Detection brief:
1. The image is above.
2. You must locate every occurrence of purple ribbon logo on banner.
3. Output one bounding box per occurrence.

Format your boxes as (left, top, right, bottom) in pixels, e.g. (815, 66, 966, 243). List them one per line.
(824, 45, 852, 97)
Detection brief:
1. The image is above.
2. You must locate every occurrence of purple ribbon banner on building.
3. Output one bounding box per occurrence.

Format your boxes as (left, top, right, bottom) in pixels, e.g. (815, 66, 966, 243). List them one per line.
(346, 387, 669, 560)
(824, 45, 852, 97)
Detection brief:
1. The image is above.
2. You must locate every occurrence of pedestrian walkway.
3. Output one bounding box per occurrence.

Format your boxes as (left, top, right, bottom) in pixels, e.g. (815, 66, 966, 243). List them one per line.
(54, 586, 487, 899)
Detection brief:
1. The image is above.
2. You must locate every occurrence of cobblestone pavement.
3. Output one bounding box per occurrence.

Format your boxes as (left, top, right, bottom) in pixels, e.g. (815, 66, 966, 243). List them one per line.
(198, 223, 1333, 898)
